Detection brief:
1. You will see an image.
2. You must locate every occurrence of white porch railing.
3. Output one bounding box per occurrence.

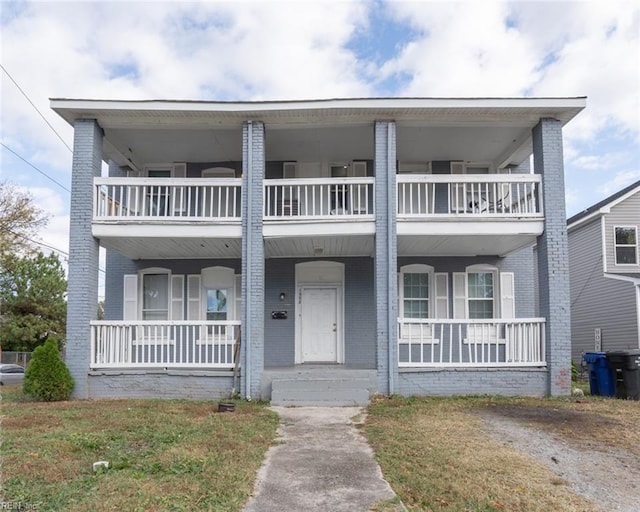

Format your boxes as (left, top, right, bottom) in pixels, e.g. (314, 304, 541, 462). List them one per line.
(397, 174, 542, 217)
(397, 318, 546, 367)
(90, 321, 241, 369)
(264, 178, 375, 219)
(94, 178, 242, 220)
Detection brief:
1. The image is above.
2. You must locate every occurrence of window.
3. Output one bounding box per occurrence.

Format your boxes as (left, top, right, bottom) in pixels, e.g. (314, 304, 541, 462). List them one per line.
(403, 273, 430, 318)
(206, 289, 228, 321)
(467, 272, 494, 319)
(615, 226, 638, 264)
(141, 273, 169, 320)
(453, 266, 513, 320)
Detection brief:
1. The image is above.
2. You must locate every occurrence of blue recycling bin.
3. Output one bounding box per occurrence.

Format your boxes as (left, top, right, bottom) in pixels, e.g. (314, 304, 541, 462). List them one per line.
(583, 352, 616, 397)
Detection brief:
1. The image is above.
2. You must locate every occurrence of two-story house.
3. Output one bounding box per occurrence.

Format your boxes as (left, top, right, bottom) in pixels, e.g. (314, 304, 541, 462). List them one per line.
(568, 180, 640, 362)
(53, 97, 585, 404)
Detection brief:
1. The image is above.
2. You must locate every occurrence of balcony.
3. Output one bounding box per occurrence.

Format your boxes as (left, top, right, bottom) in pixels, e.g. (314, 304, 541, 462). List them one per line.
(263, 178, 376, 257)
(398, 318, 546, 367)
(397, 174, 544, 256)
(90, 320, 241, 369)
(93, 178, 242, 259)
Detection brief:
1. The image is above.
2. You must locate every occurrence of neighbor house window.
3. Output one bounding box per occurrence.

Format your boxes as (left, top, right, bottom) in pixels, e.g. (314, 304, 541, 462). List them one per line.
(467, 272, 495, 319)
(615, 226, 638, 264)
(141, 273, 169, 320)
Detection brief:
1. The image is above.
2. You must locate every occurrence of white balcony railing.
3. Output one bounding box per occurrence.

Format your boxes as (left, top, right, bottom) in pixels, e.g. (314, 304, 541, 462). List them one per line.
(398, 318, 546, 367)
(90, 321, 241, 369)
(397, 174, 542, 217)
(94, 178, 242, 221)
(264, 178, 375, 219)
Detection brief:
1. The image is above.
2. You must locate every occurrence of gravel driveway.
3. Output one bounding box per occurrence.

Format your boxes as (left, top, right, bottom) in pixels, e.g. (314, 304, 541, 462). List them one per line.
(478, 407, 640, 512)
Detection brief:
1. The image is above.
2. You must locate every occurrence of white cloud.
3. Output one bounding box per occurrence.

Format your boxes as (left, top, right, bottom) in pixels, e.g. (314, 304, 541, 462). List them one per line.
(601, 169, 640, 196)
(1, 0, 638, 235)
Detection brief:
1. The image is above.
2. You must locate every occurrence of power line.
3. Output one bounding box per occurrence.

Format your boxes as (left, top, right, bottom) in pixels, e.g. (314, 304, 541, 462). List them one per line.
(0, 63, 73, 153)
(5, 228, 106, 274)
(1, 142, 71, 193)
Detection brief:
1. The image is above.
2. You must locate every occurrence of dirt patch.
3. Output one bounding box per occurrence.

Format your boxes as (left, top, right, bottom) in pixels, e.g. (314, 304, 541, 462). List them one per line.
(477, 403, 640, 512)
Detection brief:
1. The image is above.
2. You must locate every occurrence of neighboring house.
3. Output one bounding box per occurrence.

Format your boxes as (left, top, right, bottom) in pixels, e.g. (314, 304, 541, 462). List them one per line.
(568, 181, 640, 362)
(53, 97, 584, 404)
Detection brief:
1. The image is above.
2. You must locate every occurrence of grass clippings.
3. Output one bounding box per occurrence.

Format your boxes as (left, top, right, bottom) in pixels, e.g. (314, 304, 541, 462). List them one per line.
(365, 395, 600, 512)
(0, 385, 279, 512)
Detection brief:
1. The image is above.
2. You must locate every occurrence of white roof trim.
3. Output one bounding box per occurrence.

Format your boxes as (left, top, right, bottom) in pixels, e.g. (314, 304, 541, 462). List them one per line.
(603, 273, 640, 285)
(50, 96, 587, 113)
(568, 183, 640, 231)
(600, 184, 640, 213)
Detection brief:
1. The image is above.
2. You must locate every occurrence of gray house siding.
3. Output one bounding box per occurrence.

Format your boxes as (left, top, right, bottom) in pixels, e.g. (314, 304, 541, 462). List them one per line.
(398, 249, 536, 318)
(569, 218, 639, 359)
(103, 257, 242, 321)
(604, 190, 640, 274)
(263, 257, 376, 368)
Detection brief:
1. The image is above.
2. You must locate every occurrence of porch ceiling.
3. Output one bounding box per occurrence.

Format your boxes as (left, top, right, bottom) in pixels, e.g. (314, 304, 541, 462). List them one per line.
(264, 234, 375, 258)
(99, 236, 242, 260)
(52, 97, 585, 171)
(397, 233, 538, 257)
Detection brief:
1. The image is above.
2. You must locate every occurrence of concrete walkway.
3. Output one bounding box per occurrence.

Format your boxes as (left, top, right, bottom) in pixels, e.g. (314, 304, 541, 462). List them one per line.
(243, 406, 404, 512)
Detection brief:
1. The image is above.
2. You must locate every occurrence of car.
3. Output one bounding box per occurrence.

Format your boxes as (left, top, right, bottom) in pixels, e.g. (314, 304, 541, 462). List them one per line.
(0, 364, 25, 385)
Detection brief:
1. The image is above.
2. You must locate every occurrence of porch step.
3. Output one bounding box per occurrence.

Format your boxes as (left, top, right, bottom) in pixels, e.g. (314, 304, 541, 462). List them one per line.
(271, 377, 372, 406)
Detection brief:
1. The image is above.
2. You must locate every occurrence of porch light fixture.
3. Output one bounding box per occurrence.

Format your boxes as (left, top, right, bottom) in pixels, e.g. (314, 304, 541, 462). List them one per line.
(279, 292, 286, 301)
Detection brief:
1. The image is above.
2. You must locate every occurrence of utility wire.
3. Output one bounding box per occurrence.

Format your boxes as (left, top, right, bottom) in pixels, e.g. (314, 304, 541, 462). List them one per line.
(1, 142, 71, 193)
(0, 63, 73, 153)
(5, 228, 106, 274)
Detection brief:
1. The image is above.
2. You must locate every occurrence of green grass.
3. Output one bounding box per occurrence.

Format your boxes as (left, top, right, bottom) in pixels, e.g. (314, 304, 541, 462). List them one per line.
(0, 385, 279, 511)
(365, 395, 606, 512)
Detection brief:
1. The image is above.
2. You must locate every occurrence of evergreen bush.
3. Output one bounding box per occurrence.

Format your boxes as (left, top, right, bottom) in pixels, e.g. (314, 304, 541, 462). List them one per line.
(23, 337, 74, 401)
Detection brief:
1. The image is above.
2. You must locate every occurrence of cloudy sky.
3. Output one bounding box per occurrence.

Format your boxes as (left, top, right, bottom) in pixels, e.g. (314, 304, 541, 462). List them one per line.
(1, 0, 639, 272)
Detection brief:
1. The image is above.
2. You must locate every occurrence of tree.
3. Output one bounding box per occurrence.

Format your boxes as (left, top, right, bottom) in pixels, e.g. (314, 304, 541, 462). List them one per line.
(0, 251, 67, 352)
(23, 337, 74, 401)
(0, 181, 47, 259)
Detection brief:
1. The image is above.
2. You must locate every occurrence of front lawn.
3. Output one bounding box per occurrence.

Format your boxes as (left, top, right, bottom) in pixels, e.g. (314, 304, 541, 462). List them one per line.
(0, 385, 279, 511)
(364, 395, 635, 512)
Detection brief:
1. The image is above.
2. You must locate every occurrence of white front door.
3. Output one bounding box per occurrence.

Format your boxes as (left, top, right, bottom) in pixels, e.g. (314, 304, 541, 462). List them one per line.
(300, 287, 338, 362)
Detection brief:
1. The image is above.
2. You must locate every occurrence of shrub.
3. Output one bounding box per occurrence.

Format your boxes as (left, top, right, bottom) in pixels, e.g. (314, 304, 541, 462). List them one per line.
(23, 337, 74, 401)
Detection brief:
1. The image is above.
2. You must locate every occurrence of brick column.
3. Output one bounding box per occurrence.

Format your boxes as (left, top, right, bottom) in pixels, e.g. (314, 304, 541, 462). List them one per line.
(66, 119, 103, 398)
(241, 121, 265, 399)
(533, 118, 571, 396)
(374, 121, 398, 395)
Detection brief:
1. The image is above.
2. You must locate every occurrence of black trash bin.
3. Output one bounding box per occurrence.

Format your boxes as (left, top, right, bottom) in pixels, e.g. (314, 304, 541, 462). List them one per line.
(606, 349, 640, 400)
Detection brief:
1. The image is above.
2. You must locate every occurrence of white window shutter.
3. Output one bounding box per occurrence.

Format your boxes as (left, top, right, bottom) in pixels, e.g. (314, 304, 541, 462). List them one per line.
(453, 272, 468, 319)
(235, 274, 242, 321)
(450, 161, 465, 174)
(173, 163, 186, 178)
(500, 272, 515, 318)
(435, 273, 449, 319)
(123, 274, 138, 320)
(187, 275, 202, 320)
(171, 275, 184, 320)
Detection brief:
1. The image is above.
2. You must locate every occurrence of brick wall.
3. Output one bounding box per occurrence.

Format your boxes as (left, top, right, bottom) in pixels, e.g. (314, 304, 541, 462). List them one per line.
(241, 121, 265, 399)
(374, 121, 398, 394)
(66, 119, 103, 398)
(398, 368, 547, 397)
(88, 371, 234, 399)
(533, 118, 572, 396)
